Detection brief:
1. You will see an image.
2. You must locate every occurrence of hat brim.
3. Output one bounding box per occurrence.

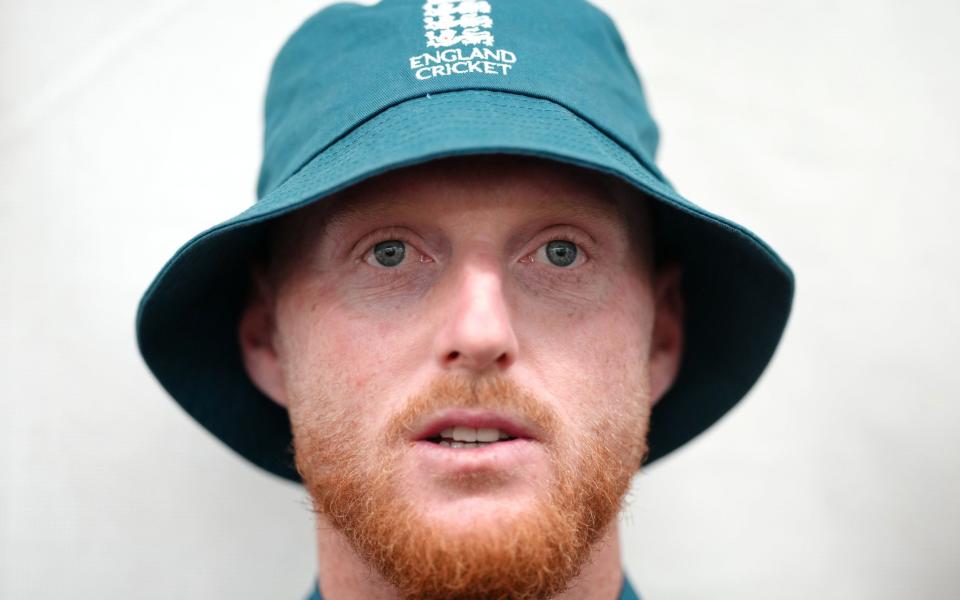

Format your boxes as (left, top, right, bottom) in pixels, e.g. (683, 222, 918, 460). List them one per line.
(136, 90, 794, 481)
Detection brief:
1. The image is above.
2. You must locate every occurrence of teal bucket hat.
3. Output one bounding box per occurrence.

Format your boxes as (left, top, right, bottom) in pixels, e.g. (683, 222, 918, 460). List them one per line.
(137, 0, 794, 482)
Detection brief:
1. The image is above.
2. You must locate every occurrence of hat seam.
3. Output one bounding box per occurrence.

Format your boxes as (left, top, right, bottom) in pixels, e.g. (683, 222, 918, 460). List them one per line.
(260, 89, 668, 201)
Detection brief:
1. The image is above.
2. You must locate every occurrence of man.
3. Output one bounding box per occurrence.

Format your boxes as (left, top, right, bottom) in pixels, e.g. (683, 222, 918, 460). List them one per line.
(137, 1, 794, 599)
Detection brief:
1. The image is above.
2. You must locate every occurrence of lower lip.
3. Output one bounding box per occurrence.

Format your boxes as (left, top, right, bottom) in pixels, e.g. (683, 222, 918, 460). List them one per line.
(411, 439, 542, 475)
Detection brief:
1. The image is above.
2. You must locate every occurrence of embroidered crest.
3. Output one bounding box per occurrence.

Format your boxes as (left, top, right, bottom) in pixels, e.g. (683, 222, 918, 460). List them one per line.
(409, 1, 517, 80)
(423, 0, 494, 48)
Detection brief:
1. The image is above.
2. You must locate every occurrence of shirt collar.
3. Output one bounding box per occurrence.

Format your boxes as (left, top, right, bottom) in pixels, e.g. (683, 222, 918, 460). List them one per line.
(307, 574, 642, 599)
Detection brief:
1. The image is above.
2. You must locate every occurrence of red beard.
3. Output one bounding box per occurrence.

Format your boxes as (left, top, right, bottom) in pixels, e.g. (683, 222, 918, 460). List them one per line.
(293, 374, 648, 600)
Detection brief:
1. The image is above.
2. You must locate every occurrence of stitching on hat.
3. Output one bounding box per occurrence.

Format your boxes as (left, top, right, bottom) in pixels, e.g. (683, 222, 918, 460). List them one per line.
(259, 92, 664, 210)
(263, 89, 666, 199)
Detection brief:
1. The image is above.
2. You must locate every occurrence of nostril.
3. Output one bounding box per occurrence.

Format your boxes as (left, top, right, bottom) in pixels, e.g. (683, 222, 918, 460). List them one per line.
(440, 349, 514, 370)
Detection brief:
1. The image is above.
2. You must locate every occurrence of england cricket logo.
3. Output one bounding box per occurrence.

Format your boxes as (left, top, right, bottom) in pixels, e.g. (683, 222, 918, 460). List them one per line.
(409, 0, 517, 80)
(424, 0, 494, 48)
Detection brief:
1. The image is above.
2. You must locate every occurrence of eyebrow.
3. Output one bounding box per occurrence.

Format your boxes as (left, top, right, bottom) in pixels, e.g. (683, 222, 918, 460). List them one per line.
(325, 191, 621, 228)
(306, 169, 630, 252)
(293, 194, 375, 249)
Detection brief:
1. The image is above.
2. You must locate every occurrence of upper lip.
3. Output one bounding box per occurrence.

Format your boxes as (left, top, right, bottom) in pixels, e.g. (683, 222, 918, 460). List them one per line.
(411, 408, 541, 442)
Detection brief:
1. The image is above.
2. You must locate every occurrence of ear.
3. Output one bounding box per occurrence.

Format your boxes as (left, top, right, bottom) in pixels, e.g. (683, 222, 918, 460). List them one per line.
(649, 262, 685, 406)
(237, 265, 289, 408)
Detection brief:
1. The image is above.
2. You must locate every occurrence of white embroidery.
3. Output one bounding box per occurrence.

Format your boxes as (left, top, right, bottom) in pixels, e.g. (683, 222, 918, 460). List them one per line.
(423, 1, 494, 48)
(410, 0, 516, 80)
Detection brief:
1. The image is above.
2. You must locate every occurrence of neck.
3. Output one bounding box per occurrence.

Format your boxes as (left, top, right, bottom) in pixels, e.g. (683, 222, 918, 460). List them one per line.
(314, 514, 624, 600)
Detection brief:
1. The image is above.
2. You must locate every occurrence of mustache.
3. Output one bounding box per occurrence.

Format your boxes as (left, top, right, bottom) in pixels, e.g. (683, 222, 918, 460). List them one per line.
(384, 374, 561, 445)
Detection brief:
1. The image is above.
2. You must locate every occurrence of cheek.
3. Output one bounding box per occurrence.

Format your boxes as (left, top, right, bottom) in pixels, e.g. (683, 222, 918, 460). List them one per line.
(520, 272, 653, 365)
(275, 283, 424, 421)
(518, 274, 655, 424)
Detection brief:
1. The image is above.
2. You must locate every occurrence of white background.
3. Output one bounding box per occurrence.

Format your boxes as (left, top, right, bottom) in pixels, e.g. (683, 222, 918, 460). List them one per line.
(2, 1, 959, 598)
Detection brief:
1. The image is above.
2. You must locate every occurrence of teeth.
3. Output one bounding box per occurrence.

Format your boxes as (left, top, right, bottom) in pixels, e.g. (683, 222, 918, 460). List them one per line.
(452, 426, 477, 442)
(449, 441, 492, 449)
(435, 426, 517, 445)
(443, 427, 513, 442)
(476, 428, 499, 442)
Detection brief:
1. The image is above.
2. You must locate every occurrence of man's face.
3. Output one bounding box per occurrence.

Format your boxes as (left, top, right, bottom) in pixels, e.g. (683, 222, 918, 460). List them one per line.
(240, 156, 683, 600)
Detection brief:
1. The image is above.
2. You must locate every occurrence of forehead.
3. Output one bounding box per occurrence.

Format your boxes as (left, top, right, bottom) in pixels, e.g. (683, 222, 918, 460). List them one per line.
(292, 155, 633, 238)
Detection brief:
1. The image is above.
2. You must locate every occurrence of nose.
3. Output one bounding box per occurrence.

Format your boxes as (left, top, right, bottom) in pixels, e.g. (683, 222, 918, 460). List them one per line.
(433, 262, 519, 374)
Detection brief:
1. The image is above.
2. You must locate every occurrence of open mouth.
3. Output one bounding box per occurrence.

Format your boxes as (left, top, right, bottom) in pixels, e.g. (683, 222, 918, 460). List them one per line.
(411, 414, 543, 473)
(425, 426, 519, 449)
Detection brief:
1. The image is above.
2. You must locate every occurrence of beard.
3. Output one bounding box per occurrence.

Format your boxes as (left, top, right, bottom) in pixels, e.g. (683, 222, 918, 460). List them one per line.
(292, 374, 649, 600)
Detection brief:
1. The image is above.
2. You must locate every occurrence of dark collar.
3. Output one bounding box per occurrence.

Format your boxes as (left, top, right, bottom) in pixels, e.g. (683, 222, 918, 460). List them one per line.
(307, 574, 641, 599)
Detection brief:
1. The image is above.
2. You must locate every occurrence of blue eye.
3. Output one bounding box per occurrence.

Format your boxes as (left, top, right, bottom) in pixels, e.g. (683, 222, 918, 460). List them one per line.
(373, 240, 406, 267)
(544, 240, 578, 267)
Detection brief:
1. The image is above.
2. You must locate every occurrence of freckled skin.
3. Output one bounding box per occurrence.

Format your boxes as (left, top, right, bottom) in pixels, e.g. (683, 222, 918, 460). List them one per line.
(270, 162, 650, 398)
(239, 155, 684, 600)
